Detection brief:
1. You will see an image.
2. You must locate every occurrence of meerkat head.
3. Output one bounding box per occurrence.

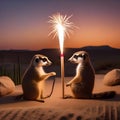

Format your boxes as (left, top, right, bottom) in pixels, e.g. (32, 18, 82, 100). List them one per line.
(31, 54, 52, 67)
(68, 51, 90, 64)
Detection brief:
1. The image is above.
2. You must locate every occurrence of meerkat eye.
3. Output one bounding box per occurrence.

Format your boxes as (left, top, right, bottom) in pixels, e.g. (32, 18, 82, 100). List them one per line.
(73, 55, 78, 59)
(42, 58, 47, 62)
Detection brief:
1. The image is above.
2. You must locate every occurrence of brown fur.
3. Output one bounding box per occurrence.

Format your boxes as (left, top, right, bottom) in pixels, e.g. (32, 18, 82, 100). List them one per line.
(22, 54, 56, 102)
(66, 51, 116, 99)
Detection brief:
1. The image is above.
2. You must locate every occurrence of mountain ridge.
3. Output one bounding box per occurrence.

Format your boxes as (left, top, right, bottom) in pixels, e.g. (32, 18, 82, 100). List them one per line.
(0, 45, 120, 76)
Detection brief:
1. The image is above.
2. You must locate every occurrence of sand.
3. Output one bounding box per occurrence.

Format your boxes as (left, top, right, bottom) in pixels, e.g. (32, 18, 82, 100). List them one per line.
(0, 74, 120, 120)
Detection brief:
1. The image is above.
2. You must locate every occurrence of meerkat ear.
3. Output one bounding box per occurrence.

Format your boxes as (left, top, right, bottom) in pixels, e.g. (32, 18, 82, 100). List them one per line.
(35, 57, 40, 63)
(82, 54, 86, 60)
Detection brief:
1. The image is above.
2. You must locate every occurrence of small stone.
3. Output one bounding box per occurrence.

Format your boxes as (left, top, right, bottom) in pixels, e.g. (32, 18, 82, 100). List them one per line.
(103, 69, 120, 86)
(0, 76, 15, 97)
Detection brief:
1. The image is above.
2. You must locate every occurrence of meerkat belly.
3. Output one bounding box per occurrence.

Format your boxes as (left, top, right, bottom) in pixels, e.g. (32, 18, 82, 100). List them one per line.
(71, 69, 95, 99)
(71, 82, 92, 99)
(22, 81, 40, 100)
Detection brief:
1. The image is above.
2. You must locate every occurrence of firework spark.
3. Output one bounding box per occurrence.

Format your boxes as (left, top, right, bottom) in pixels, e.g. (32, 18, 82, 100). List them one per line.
(48, 13, 75, 54)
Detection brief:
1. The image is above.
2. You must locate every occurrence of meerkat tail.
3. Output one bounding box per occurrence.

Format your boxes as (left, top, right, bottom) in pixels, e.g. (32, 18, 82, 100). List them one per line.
(43, 76, 56, 99)
(91, 91, 116, 99)
(15, 94, 23, 101)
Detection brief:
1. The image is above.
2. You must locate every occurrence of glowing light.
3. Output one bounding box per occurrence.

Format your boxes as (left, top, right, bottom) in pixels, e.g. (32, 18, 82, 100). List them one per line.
(48, 13, 75, 98)
(49, 13, 74, 54)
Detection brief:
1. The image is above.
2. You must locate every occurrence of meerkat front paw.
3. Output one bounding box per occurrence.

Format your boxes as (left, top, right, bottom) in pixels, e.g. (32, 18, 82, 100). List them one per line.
(51, 72, 56, 76)
(36, 99, 45, 103)
(66, 82, 71, 87)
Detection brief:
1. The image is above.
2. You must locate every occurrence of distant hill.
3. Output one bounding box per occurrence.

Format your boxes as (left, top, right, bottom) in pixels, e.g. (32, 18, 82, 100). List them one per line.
(0, 45, 120, 77)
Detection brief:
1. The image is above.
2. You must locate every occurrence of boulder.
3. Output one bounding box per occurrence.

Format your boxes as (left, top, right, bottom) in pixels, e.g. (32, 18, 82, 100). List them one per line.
(103, 69, 120, 86)
(0, 76, 15, 97)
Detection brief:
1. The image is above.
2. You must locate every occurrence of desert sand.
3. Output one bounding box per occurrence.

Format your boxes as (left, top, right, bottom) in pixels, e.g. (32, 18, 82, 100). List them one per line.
(0, 74, 120, 120)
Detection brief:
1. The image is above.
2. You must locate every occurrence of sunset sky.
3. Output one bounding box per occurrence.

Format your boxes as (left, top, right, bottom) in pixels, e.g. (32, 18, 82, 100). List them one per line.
(0, 0, 120, 50)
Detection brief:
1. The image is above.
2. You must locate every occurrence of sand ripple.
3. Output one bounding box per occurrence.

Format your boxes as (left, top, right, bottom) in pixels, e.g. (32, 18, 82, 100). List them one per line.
(0, 105, 120, 120)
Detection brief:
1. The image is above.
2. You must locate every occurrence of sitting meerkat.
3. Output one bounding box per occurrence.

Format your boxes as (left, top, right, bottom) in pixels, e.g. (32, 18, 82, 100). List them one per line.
(66, 51, 115, 99)
(21, 54, 56, 102)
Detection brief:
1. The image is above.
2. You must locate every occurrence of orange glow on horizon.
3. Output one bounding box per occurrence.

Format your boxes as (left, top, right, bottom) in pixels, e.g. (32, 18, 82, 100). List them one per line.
(0, 1, 120, 50)
(0, 15, 120, 50)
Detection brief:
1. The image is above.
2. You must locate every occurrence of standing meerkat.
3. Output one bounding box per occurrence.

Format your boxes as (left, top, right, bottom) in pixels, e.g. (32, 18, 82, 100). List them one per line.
(66, 51, 115, 99)
(21, 54, 56, 102)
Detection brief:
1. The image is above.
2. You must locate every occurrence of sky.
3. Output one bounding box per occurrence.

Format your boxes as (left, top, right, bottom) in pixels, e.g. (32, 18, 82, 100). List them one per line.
(0, 0, 120, 50)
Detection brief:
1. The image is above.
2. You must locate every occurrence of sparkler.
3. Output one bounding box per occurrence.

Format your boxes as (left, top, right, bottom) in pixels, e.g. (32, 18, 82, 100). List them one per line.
(49, 13, 74, 98)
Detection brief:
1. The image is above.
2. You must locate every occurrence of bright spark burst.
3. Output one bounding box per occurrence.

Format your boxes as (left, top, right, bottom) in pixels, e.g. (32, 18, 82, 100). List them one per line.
(48, 13, 75, 54)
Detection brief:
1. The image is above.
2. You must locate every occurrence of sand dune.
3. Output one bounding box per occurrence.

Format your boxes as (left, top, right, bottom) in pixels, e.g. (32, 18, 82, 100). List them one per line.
(0, 75, 120, 120)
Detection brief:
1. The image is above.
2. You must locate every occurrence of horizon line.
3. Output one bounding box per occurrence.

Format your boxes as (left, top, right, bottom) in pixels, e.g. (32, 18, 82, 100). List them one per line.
(0, 45, 120, 51)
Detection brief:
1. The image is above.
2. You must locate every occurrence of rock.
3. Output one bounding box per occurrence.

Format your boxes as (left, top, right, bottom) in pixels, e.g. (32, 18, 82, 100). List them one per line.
(103, 69, 120, 86)
(0, 76, 15, 97)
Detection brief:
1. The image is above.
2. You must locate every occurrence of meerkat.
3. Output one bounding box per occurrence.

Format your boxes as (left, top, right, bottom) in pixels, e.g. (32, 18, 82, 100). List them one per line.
(21, 54, 56, 102)
(66, 51, 115, 99)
